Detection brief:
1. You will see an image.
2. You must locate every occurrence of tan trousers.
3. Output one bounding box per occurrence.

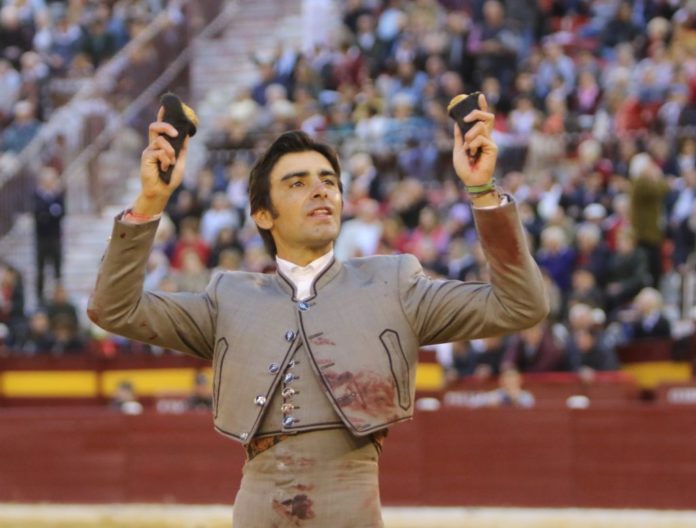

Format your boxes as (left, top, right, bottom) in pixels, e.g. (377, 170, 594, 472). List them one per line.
(232, 429, 384, 527)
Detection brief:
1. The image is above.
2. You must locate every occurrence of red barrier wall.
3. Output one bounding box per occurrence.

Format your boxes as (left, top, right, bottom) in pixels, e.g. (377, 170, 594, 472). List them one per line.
(1, 405, 694, 509)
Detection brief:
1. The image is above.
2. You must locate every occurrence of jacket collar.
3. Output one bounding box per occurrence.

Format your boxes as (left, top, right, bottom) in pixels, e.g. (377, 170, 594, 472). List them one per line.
(275, 257, 342, 301)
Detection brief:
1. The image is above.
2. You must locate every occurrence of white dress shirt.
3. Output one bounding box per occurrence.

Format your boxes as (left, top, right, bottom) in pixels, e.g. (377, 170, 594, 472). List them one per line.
(276, 250, 334, 300)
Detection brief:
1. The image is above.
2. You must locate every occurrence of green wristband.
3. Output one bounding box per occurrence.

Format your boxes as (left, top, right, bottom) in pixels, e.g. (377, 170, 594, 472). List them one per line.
(464, 179, 495, 195)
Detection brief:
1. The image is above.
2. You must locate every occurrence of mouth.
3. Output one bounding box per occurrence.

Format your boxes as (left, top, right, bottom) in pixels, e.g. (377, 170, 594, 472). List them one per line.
(308, 206, 333, 218)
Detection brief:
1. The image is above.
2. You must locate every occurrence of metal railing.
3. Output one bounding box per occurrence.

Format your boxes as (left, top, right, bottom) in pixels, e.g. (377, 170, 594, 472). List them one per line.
(0, 0, 227, 235)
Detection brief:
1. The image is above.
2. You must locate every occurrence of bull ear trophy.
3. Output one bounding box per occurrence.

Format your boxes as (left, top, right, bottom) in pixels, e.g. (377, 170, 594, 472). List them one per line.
(158, 92, 199, 184)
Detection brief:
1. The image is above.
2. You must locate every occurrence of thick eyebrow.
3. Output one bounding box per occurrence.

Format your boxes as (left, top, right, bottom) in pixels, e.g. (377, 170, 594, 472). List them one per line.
(280, 169, 338, 182)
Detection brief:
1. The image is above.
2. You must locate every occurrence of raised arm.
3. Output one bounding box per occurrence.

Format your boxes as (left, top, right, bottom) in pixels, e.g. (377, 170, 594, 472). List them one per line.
(87, 110, 216, 360)
(400, 94, 549, 345)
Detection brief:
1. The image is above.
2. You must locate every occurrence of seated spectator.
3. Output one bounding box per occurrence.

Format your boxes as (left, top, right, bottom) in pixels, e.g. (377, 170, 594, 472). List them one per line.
(565, 303, 618, 381)
(464, 368, 535, 409)
(605, 229, 651, 312)
(622, 287, 672, 340)
(44, 283, 78, 332)
(111, 380, 143, 415)
(52, 317, 84, 355)
(0, 260, 26, 346)
(567, 268, 604, 309)
(18, 310, 55, 356)
(536, 225, 575, 295)
(334, 198, 383, 260)
(172, 249, 210, 293)
(187, 372, 213, 411)
(0, 99, 39, 152)
(199, 192, 239, 246)
(573, 222, 610, 286)
(171, 216, 210, 270)
(502, 320, 567, 373)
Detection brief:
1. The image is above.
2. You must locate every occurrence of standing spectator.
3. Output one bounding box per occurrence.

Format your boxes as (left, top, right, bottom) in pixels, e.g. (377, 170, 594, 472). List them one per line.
(629, 153, 670, 287)
(33, 165, 65, 303)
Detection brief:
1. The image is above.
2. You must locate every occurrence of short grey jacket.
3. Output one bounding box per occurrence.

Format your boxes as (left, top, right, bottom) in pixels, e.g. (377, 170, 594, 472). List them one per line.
(88, 201, 548, 444)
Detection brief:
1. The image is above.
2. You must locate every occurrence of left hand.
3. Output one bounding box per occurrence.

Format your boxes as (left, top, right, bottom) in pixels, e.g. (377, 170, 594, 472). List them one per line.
(452, 93, 498, 187)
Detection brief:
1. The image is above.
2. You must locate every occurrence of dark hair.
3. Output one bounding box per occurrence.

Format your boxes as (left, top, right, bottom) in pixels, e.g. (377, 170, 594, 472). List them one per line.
(249, 130, 342, 257)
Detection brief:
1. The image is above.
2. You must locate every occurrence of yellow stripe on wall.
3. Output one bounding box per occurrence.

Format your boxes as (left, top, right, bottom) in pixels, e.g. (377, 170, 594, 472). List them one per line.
(101, 369, 200, 396)
(2, 371, 98, 397)
(621, 362, 692, 389)
(415, 363, 444, 391)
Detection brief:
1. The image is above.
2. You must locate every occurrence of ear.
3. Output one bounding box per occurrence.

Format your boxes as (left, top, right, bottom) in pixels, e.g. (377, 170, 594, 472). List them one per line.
(252, 208, 274, 230)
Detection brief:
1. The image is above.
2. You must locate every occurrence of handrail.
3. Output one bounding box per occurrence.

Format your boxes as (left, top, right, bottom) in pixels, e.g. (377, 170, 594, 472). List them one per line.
(0, 0, 227, 234)
(61, 0, 240, 187)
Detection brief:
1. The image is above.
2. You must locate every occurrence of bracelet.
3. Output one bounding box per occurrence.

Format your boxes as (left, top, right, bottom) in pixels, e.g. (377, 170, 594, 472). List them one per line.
(123, 208, 160, 222)
(464, 179, 495, 195)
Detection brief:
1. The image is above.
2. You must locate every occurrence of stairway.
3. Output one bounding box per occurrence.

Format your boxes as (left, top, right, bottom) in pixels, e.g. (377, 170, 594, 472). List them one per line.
(0, 0, 308, 323)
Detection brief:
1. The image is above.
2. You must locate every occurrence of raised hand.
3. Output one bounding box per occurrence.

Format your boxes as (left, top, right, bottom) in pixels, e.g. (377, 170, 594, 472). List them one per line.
(452, 93, 498, 188)
(133, 107, 189, 216)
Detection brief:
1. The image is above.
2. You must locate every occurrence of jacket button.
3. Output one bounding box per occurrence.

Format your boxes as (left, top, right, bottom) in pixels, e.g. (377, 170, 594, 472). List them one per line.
(254, 395, 267, 406)
(282, 415, 296, 427)
(268, 363, 280, 374)
(283, 373, 297, 384)
(284, 330, 295, 341)
(298, 301, 310, 312)
(281, 387, 297, 398)
(240, 432, 249, 441)
(281, 403, 295, 413)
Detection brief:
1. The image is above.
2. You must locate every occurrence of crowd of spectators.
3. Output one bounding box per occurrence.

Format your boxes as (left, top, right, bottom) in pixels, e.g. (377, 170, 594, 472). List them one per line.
(0, 0, 169, 156)
(0, 0, 170, 355)
(2, 1, 695, 388)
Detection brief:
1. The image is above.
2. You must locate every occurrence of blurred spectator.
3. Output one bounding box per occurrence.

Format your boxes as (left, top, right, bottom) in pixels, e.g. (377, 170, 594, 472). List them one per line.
(464, 368, 535, 408)
(605, 229, 651, 312)
(0, 58, 21, 125)
(564, 303, 618, 381)
(622, 287, 672, 340)
(18, 310, 55, 356)
(81, 14, 117, 68)
(502, 320, 567, 373)
(111, 380, 143, 414)
(536, 225, 575, 295)
(0, 261, 26, 346)
(44, 283, 79, 332)
(335, 198, 383, 260)
(33, 165, 65, 302)
(171, 216, 210, 270)
(187, 372, 213, 411)
(0, 99, 40, 152)
(573, 222, 610, 286)
(629, 153, 670, 286)
(199, 192, 240, 246)
(172, 249, 210, 293)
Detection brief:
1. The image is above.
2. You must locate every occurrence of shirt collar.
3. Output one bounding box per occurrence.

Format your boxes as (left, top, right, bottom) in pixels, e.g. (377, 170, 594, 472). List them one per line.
(276, 249, 334, 281)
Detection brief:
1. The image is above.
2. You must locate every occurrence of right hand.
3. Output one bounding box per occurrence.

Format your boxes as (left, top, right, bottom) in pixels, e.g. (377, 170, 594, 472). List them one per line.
(134, 107, 189, 215)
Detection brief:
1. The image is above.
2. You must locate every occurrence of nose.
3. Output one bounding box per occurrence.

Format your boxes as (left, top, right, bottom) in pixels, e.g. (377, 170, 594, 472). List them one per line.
(311, 178, 329, 198)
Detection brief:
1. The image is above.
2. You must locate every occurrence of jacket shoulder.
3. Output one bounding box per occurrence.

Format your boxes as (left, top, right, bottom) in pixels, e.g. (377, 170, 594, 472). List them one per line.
(343, 253, 419, 273)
